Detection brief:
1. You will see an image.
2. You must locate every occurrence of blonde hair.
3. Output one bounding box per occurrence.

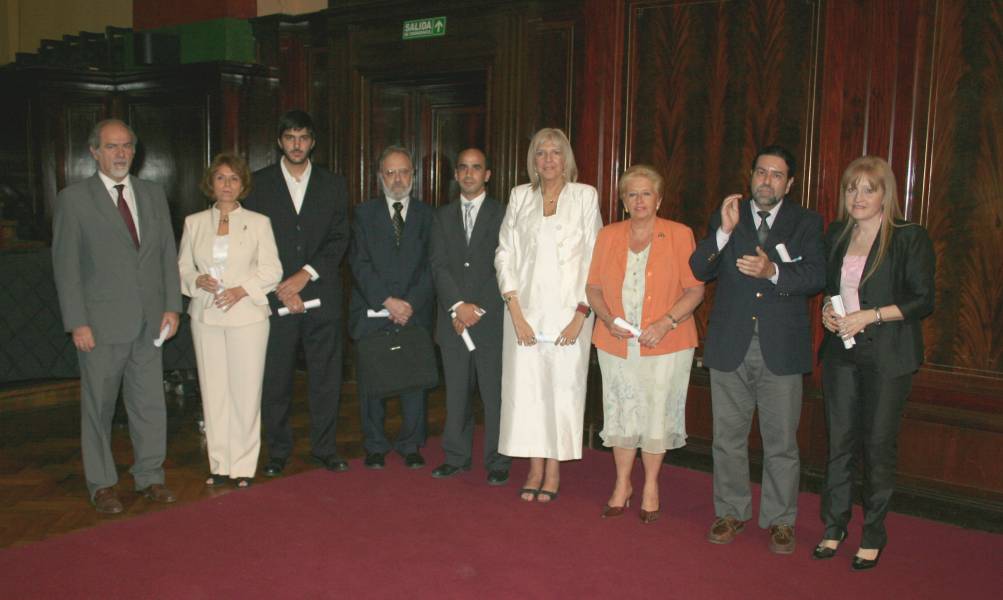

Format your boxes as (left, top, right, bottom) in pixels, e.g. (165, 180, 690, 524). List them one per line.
(833, 156, 905, 283)
(526, 128, 577, 189)
(618, 164, 664, 199)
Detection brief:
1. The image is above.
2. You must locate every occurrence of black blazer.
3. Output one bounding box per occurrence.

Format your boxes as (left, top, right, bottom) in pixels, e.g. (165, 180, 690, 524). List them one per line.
(819, 220, 935, 376)
(348, 197, 435, 340)
(428, 196, 504, 350)
(689, 198, 825, 375)
(243, 163, 350, 319)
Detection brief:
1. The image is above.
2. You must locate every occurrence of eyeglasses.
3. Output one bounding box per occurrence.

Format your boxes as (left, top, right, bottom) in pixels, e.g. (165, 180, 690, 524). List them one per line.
(383, 168, 413, 179)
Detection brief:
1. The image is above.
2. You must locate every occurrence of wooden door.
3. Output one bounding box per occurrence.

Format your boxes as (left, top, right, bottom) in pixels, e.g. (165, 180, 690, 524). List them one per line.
(368, 71, 487, 207)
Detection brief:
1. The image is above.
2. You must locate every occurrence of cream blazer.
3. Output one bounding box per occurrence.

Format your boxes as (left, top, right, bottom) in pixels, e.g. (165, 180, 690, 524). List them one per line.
(495, 181, 602, 310)
(178, 206, 282, 326)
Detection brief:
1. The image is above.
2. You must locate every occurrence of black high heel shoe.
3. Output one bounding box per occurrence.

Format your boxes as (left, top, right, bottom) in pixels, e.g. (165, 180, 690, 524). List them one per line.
(811, 529, 847, 560)
(851, 548, 882, 571)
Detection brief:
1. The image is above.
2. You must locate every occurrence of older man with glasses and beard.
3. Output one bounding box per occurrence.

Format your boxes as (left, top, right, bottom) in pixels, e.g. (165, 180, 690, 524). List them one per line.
(349, 146, 435, 470)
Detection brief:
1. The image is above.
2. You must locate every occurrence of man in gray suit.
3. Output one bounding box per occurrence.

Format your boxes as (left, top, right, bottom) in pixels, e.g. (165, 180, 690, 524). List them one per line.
(52, 119, 182, 514)
(428, 148, 510, 485)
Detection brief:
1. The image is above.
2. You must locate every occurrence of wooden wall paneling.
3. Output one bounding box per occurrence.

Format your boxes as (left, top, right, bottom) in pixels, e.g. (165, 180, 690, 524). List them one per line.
(127, 95, 209, 234)
(577, 0, 626, 222)
(918, 0, 1003, 387)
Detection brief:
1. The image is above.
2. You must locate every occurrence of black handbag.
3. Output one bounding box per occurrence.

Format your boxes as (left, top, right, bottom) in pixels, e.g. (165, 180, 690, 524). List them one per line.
(355, 325, 439, 397)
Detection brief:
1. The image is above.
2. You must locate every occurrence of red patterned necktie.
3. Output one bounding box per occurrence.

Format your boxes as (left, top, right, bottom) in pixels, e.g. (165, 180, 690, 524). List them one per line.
(114, 184, 140, 249)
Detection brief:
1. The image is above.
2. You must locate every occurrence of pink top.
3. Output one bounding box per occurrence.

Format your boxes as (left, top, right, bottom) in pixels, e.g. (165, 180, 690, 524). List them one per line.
(840, 255, 867, 313)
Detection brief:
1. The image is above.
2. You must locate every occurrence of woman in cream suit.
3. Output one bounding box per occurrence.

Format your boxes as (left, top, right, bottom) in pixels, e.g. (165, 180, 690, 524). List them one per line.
(178, 153, 282, 488)
(495, 128, 603, 503)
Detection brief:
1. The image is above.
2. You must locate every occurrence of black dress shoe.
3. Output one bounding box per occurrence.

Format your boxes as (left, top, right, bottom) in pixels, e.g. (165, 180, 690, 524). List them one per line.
(263, 457, 286, 477)
(364, 453, 385, 469)
(311, 454, 349, 472)
(431, 463, 470, 478)
(486, 469, 510, 486)
(404, 452, 426, 469)
(851, 549, 882, 571)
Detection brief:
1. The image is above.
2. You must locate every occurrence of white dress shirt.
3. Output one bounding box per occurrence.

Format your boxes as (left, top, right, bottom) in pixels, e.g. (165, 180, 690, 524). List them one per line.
(280, 157, 319, 281)
(385, 195, 410, 221)
(98, 172, 140, 243)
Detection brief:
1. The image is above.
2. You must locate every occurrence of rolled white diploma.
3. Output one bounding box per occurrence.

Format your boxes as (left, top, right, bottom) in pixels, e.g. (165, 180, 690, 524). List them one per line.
(153, 323, 171, 348)
(367, 308, 390, 318)
(450, 311, 476, 352)
(775, 243, 794, 263)
(277, 298, 322, 317)
(534, 333, 557, 344)
(829, 295, 856, 349)
(612, 317, 642, 338)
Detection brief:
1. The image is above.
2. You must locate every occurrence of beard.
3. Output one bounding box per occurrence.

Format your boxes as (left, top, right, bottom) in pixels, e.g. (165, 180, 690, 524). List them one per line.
(752, 186, 781, 209)
(383, 179, 414, 201)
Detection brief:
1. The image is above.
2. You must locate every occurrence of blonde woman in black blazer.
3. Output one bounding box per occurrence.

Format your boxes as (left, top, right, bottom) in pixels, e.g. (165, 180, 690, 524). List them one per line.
(815, 157, 935, 570)
(179, 153, 282, 488)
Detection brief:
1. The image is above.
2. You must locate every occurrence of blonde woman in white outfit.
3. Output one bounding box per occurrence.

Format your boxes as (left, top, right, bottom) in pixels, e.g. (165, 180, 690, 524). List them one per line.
(495, 128, 602, 503)
(179, 153, 282, 489)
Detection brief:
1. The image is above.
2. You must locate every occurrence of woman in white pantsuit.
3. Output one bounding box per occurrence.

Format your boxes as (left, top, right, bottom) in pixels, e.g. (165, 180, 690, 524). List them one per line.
(178, 153, 282, 488)
(495, 128, 603, 503)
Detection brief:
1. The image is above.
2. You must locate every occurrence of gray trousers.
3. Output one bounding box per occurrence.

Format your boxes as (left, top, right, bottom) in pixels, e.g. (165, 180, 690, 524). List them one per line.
(710, 334, 802, 528)
(78, 323, 166, 499)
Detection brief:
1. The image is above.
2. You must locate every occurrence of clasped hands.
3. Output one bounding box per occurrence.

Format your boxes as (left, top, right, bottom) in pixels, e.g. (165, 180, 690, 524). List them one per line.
(384, 297, 413, 326)
(195, 274, 248, 312)
(721, 194, 776, 280)
(603, 315, 672, 348)
(822, 303, 872, 339)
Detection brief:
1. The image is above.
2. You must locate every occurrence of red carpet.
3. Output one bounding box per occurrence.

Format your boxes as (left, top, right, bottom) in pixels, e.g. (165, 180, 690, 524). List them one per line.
(2, 442, 1001, 599)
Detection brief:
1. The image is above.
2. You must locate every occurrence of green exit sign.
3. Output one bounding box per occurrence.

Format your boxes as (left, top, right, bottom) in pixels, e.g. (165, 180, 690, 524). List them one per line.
(402, 16, 447, 40)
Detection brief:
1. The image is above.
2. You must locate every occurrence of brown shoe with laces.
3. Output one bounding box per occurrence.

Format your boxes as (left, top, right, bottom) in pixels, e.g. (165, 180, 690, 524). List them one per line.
(138, 484, 177, 504)
(768, 524, 796, 554)
(707, 515, 746, 544)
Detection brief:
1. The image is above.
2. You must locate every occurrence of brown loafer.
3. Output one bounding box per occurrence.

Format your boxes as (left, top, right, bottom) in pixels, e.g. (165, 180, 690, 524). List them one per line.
(138, 483, 177, 504)
(768, 524, 796, 554)
(708, 515, 746, 544)
(93, 487, 124, 514)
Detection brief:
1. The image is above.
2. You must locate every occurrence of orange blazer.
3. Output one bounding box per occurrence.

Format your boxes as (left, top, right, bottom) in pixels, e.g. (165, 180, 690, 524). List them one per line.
(587, 218, 701, 358)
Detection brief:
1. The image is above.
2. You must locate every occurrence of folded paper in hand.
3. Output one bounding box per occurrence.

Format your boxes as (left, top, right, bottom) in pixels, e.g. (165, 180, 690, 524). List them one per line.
(278, 298, 321, 316)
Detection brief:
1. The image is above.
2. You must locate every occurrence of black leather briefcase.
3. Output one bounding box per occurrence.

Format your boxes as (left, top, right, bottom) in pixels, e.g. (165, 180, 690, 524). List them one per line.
(355, 325, 439, 397)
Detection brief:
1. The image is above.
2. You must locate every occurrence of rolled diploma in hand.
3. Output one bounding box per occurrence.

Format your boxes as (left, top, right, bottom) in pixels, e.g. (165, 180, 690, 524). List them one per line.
(367, 308, 390, 318)
(775, 243, 794, 263)
(451, 311, 476, 352)
(534, 333, 556, 344)
(613, 317, 642, 338)
(277, 298, 321, 317)
(153, 323, 171, 347)
(830, 295, 856, 349)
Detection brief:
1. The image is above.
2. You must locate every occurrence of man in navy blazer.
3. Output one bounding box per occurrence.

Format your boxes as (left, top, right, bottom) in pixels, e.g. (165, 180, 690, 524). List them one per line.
(689, 145, 824, 554)
(243, 110, 350, 475)
(349, 146, 434, 469)
(428, 148, 510, 485)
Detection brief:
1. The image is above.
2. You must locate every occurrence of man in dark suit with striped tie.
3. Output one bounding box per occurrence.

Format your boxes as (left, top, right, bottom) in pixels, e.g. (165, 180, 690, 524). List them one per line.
(348, 146, 435, 470)
(428, 148, 510, 485)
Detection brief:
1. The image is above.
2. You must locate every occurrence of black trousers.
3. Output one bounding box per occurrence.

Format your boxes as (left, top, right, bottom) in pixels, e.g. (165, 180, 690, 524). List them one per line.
(821, 342, 913, 549)
(261, 312, 344, 460)
(440, 339, 510, 471)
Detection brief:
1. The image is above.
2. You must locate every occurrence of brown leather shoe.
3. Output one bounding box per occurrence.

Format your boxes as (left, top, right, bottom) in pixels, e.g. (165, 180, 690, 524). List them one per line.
(93, 487, 124, 514)
(768, 524, 796, 554)
(138, 484, 177, 504)
(707, 515, 746, 544)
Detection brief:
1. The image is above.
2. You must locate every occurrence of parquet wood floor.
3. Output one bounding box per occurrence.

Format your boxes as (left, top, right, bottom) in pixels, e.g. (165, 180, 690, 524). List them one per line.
(0, 373, 447, 549)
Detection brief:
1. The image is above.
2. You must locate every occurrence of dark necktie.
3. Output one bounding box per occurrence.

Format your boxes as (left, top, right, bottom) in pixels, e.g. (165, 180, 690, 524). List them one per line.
(114, 184, 140, 249)
(756, 210, 771, 247)
(392, 201, 404, 247)
(463, 201, 475, 243)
